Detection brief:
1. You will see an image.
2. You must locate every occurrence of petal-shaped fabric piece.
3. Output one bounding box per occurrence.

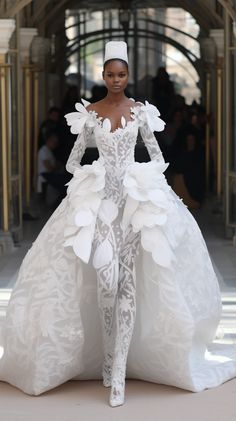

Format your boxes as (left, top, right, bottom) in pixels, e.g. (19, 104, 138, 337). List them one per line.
(70, 116, 88, 135)
(124, 161, 169, 195)
(144, 100, 161, 116)
(147, 189, 169, 206)
(93, 239, 113, 269)
(67, 160, 105, 198)
(125, 187, 149, 202)
(147, 113, 165, 133)
(122, 196, 139, 231)
(142, 101, 166, 133)
(73, 224, 95, 263)
(141, 226, 173, 267)
(74, 209, 94, 227)
(98, 200, 118, 225)
(64, 226, 78, 237)
(63, 237, 75, 247)
(64, 111, 81, 123)
(75, 102, 89, 115)
(132, 209, 167, 232)
(102, 118, 112, 132)
(78, 194, 101, 213)
(65, 100, 98, 135)
(121, 116, 126, 128)
(81, 98, 91, 107)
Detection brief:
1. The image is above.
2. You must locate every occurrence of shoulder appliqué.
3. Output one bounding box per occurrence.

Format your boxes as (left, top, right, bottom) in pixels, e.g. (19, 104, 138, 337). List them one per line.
(64, 98, 97, 134)
(132, 100, 165, 133)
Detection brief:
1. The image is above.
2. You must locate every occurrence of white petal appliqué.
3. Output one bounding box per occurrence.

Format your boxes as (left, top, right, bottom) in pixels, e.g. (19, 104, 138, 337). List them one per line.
(75, 102, 89, 114)
(74, 209, 93, 227)
(93, 239, 113, 269)
(73, 225, 95, 263)
(98, 200, 118, 225)
(141, 226, 173, 267)
(64, 158, 106, 263)
(81, 98, 91, 107)
(122, 196, 139, 231)
(64, 226, 78, 237)
(121, 116, 126, 128)
(102, 118, 112, 132)
(63, 237, 74, 247)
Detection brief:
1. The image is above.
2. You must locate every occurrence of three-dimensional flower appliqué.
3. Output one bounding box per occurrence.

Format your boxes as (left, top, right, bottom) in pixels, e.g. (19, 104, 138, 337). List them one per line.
(131, 100, 166, 132)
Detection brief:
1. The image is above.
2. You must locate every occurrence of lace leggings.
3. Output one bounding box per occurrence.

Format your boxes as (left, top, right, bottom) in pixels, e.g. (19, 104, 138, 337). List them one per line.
(93, 209, 140, 405)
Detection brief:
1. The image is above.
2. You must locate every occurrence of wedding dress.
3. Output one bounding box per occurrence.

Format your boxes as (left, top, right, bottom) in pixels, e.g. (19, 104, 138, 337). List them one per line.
(0, 99, 236, 404)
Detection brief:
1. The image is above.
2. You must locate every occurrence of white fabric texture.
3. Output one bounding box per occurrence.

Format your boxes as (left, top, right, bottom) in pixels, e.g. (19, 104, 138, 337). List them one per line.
(0, 99, 236, 399)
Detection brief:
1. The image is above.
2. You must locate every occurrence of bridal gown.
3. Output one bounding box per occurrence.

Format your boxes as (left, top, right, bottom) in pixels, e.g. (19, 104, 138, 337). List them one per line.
(0, 99, 236, 396)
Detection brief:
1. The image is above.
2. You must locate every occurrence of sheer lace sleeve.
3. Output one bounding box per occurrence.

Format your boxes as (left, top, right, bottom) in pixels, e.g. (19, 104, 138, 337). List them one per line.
(64, 99, 96, 174)
(65, 129, 88, 174)
(139, 121, 165, 163)
(133, 101, 166, 163)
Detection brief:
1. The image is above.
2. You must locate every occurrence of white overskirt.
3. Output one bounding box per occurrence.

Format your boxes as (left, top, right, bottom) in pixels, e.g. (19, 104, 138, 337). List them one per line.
(0, 162, 236, 395)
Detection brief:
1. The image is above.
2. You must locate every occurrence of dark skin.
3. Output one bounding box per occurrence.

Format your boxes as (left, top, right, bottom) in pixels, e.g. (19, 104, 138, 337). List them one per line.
(86, 60, 140, 133)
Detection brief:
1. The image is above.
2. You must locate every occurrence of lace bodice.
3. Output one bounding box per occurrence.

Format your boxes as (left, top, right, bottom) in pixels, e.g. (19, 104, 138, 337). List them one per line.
(65, 100, 166, 206)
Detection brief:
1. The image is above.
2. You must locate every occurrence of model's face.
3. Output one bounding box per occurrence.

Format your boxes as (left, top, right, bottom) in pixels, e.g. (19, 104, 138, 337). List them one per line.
(103, 60, 129, 93)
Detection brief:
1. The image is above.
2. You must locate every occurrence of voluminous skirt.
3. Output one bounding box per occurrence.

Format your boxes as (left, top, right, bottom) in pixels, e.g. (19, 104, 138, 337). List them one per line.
(0, 160, 236, 395)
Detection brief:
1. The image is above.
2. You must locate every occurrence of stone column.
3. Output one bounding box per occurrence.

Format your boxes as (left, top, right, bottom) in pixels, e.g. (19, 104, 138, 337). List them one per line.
(0, 19, 15, 255)
(31, 36, 51, 191)
(20, 28, 38, 208)
(210, 29, 224, 198)
(200, 37, 216, 193)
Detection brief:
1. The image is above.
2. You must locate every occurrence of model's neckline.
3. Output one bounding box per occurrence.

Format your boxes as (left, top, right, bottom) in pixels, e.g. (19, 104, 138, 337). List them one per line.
(86, 100, 142, 135)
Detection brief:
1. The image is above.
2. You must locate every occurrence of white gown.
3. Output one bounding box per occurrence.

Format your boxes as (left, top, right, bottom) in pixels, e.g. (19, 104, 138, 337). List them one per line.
(0, 99, 236, 396)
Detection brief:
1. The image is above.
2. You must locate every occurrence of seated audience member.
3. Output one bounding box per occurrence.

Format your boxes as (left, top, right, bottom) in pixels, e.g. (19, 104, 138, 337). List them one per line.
(38, 131, 70, 205)
(38, 107, 61, 148)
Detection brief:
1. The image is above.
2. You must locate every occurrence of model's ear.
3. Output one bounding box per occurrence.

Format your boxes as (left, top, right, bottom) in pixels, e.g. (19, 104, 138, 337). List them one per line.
(102, 70, 104, 80)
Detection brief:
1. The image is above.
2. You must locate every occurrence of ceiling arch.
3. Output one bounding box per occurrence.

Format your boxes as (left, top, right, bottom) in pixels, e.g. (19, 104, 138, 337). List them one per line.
(1, 0, 236, 32)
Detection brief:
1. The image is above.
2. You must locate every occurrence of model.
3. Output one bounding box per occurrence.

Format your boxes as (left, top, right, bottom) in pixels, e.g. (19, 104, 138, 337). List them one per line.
(0, 41, 236, 407)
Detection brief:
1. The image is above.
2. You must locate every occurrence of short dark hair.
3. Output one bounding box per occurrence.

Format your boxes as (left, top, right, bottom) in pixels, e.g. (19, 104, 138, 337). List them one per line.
(103, 58, 129, 71)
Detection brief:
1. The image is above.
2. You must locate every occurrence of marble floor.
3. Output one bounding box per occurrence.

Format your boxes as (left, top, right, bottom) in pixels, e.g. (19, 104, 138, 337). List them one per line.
(0, 199, 236, 420)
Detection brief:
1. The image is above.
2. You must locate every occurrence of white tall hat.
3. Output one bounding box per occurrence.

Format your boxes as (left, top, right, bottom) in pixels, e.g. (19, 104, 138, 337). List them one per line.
(104, 41, 128, 64)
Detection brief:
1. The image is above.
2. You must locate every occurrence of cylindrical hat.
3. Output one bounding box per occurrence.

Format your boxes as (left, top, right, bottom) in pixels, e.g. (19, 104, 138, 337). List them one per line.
(104, 41, 128, 64)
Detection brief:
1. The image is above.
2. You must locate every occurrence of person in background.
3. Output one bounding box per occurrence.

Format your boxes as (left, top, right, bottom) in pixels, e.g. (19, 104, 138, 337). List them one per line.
(37, 131, 59, 198)
(152, 66, 175, 120)
(172, 128, 205, 208)
(38, 107, 61, 148)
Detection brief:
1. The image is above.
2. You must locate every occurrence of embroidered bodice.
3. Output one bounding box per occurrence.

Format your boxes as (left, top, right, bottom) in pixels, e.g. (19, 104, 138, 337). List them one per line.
(65, 99, 166, 206)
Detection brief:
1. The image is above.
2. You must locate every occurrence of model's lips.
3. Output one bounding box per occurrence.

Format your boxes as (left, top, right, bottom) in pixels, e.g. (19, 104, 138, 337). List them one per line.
(112, 85, 121, 89)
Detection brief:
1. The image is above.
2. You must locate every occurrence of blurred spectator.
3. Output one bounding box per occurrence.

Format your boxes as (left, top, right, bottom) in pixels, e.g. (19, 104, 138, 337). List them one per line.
(164, 109, 185, 147)
(152, 67, 175, 120)
(37, 131, 70, 205)
(38, 107, 61, 148)
(38, 131, 59, 194)
(90, 84, 107, 102)
(172, 128, 205, 208)
(137, 74, 153, 102)
(62, 85, 79, 115)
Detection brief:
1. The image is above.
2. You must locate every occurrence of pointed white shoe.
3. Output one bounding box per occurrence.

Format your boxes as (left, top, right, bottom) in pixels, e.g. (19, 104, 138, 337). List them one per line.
(109, 380, 125, 407)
